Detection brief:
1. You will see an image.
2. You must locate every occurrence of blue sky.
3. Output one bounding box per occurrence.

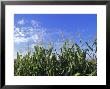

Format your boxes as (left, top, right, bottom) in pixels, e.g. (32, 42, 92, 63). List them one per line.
(14, 14, 97, 58)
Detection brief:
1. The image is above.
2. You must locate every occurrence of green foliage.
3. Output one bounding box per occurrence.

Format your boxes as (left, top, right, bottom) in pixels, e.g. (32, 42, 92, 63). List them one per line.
(14, 39, 97, 76)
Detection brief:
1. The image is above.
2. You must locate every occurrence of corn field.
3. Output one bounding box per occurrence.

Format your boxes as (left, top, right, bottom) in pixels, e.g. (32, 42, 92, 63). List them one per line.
(14, 39, 97, 76)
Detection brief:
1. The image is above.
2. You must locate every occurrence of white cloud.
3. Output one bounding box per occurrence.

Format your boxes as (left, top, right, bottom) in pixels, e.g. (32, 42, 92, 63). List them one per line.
(31, 20, 40, 28)
(18, 19, 24, 25)
(31, 34, 39, 43)
(14, 27, 40, 44)
(14, 27, 25, 37)
(19, 31, 25, 36)
(14, 37, 29, 43)
(31, 20, 36, 26)
(14, 19, 47, 44)
(28, 28, 33, 32)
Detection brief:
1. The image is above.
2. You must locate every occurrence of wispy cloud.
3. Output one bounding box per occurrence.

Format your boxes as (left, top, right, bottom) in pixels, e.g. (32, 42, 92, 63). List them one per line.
(14, 27, 25, 37)
(31, 19, 41, 28)
(17, 19, 24, 25)
(14, 36, 29, 43)
(31, 34, 39, 43)
(14, 19, 46, 45)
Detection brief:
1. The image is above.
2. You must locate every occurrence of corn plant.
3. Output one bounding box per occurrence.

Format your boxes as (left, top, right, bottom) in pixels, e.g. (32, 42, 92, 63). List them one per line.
(14, 39, 97, 76)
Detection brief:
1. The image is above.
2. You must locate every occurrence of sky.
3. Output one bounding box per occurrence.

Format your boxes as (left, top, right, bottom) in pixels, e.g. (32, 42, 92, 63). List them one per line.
(14, 14, 97, 59)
